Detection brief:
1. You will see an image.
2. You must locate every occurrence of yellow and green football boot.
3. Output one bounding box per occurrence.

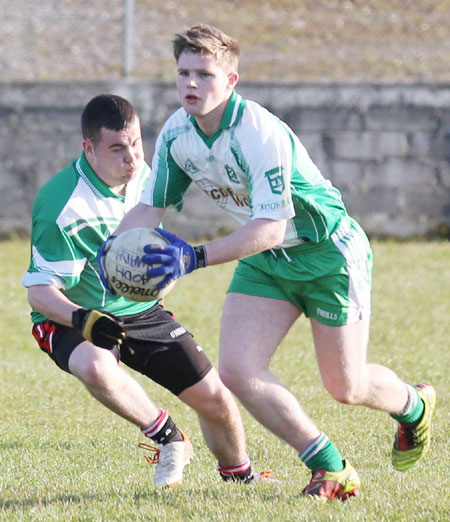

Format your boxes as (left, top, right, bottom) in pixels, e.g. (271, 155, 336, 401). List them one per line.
(301, 460, 360, 502)
(392, 382, 436, 471)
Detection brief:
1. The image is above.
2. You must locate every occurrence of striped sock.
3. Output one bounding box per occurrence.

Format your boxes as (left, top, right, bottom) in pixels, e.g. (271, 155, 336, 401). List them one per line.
(218, 455, 253, 482)
(390, 384, 424, 425)
(300, 432, 344, 472)
(141, 409, 183, 445)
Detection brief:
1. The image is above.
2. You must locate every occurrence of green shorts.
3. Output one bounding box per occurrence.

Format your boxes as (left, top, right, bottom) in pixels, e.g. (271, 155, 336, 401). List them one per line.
(228, 217, 373, 326)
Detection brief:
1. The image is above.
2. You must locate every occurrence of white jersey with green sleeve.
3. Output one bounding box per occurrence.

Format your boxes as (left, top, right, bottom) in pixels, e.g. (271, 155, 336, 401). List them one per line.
(141, 90, 348, 248)
(22, 153, 154, 323)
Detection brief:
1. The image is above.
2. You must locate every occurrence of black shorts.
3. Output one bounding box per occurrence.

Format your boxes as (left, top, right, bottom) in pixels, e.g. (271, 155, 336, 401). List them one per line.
(31, 304, 213, 395)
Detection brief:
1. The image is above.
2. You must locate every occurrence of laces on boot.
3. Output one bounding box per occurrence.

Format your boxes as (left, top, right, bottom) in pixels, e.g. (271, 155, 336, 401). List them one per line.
(255, 470, 274, 481)
(138, 442, 160, 464)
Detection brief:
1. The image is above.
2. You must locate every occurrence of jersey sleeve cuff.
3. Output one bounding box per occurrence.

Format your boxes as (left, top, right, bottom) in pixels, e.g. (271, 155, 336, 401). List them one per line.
(22, 272, 65, 289)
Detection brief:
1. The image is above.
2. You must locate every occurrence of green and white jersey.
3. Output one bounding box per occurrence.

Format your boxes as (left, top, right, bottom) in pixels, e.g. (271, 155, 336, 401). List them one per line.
(22, 153, 153, 323)
(142, 90, 348, 248)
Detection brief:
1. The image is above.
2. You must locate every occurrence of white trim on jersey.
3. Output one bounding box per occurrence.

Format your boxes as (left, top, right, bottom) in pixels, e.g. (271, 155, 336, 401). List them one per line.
(29, 244, 86, 279)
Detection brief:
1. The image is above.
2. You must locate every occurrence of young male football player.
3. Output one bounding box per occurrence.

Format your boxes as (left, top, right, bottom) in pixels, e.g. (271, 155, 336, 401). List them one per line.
(105, 24, 436, 502)
(22, 94, 274, 489)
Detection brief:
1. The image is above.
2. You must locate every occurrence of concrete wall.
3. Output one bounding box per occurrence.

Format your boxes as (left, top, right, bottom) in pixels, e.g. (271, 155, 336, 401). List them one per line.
(1, 80, 450, 239)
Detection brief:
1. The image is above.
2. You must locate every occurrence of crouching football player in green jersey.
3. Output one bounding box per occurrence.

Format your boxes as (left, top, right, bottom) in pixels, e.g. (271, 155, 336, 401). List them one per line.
(23, 94, 276, 489)
(105, 25, 436, 501)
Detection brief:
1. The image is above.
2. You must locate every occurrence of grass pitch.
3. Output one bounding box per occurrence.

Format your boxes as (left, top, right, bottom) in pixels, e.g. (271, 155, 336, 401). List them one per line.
(0, 239, 449, 521)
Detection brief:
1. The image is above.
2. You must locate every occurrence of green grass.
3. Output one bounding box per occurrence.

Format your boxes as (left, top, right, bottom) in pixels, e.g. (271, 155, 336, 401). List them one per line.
(1, 239, 449, 521)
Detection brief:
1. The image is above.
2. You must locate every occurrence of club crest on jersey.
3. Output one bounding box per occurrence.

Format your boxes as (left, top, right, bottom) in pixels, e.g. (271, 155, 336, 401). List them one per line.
(225, 164, 239, 184)
(265, 167, 285, 194)
(184, 159, 199, 174)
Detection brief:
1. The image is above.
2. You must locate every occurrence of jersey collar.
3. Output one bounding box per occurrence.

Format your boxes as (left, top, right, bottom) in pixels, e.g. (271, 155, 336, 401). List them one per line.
(219, 90, 246, 129)
(188, 90, 246, 147)
(76, 152, 124, 200)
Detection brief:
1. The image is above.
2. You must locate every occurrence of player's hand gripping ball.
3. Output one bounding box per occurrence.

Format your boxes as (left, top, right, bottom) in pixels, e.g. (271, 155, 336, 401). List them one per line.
(104, 228, 177, 301)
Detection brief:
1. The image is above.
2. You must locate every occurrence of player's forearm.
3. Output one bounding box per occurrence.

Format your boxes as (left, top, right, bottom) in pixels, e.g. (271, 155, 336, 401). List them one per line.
(204, 218, 287, 265)
(115, 202, 166, 236)
(27, 285, 81, 326)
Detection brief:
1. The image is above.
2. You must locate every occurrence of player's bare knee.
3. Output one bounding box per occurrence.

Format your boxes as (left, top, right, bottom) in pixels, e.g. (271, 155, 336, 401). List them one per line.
(208, 386, 236, 416)
(322, 377, 364, 405)
(70, 352, 115, 388)
(220, 368, 255, 401)
(190, 383, 235, 421)
(219, 365, 240, 393)
(331, 386, 364, 405)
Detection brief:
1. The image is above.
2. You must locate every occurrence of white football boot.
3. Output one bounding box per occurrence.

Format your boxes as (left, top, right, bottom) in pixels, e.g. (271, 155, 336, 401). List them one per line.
(139, 429, 194, 488)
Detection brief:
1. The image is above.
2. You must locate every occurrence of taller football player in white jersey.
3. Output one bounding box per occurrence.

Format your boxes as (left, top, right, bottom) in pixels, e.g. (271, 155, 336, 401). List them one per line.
(104, 24, 436, 502)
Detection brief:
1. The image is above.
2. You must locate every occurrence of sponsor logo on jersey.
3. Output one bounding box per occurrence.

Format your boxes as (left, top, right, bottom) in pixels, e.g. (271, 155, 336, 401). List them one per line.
(259, 196, 292, 212)
(210, 187, 249, 207)
(197, 179, 249, 209)
(265, 167, 285, 194)
(184, 159, 199, 174)
(225, 164, 240, 183)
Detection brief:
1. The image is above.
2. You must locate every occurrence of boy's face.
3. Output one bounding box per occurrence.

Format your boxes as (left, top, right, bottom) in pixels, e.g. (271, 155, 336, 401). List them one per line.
(83, 116, 144, 191)
(176, 51, 238, 123)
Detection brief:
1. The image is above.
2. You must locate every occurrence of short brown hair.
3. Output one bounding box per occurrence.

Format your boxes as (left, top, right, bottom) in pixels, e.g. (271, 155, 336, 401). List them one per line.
(173, 24, 239, 74)
(81, 94, 138, 146)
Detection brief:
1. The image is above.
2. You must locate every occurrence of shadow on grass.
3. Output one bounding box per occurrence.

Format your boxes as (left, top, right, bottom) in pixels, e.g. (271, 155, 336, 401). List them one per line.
(0, 489, 163, 511)
(0, 482, 287, 512)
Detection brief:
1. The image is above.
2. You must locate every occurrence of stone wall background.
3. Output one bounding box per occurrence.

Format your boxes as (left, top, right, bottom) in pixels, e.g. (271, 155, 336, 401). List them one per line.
(1, 80, 449, 240)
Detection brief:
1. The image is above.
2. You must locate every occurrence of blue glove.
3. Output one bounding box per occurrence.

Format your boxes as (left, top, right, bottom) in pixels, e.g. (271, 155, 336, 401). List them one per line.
(142, 228, 207, 290)
(97, 235, 117, 294)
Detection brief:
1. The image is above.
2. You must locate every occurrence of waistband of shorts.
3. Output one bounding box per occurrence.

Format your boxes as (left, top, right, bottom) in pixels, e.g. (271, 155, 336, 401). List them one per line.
(118, 303, 159, 321)
(266, 216, 352, 258)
